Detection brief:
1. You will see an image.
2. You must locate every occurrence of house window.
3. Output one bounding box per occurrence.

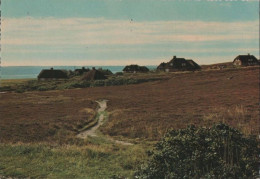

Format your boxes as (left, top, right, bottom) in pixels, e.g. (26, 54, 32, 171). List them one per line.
(182, 63, 186, 66)
(170, 63, 173, 66)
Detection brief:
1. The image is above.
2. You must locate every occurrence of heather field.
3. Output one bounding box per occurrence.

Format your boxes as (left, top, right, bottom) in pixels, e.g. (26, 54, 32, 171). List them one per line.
(0, 66, 259, 178)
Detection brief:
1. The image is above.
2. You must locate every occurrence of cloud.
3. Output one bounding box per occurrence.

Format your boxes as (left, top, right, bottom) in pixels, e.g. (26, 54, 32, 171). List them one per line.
(1, 57, 164, 66)
(2, 17, 258, 46)
(1, 54, 245, 66)
(2, 17, 258, 66)
(3, 45, 258, 54)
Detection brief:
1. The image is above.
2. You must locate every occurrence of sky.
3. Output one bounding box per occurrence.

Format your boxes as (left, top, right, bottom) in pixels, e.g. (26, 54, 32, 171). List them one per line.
(1, 0, 259, 66)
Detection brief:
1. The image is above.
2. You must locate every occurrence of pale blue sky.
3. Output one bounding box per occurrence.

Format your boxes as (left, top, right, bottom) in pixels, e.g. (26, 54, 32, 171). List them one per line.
(1, 0, 259, 66)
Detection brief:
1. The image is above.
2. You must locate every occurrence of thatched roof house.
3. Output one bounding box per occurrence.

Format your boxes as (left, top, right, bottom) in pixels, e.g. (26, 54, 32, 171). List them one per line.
(233, 54, 259, 66)
(157, 62, 168, 71)
(97, 68, 113, 76)
(38, 68, 68, 80)
(123, 65, 149, 73)
(81, 68, 107, 81)
(157, 56, 201, 72)
(74, 67, 90, 75)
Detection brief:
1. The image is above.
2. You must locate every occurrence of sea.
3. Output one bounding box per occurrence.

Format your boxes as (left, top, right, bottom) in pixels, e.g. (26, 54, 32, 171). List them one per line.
(0, 66, 157, 79)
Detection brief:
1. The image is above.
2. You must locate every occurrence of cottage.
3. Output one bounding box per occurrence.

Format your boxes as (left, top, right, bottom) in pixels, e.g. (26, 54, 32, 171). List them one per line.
(74, 67, 90, 75)
(123, 65, 149, 73)
(233, 54, 259, 66)
(157, 56, 201, 72)
(81, 68, 107, 81)
(97, 68, 113, 76)
(37, 68, 69, 80)
(157, 62, 168, 71)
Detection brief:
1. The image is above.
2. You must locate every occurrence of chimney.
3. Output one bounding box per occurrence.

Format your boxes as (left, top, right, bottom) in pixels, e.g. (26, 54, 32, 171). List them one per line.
(50, 67, 53, 70)
(82, 67, 85, 70)
(92, 67, 96, 70)
(173, 56, 176, 59)
(248, 53, 250, 56)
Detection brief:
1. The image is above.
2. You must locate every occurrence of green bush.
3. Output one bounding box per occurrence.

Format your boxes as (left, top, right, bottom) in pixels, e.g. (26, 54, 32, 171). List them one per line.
(136, 124, 259, 178)
(91, 80, 105, 87)
(105, 78, 124, 86)
(11, 75, 162, 93)
(15, 88, 25, 93)
(37, 86, 51, 91)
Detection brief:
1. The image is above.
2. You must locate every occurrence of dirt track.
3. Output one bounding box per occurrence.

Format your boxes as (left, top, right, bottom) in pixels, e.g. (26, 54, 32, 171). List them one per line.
(77, 100, 107, 138)
(77, 100, 133, 145)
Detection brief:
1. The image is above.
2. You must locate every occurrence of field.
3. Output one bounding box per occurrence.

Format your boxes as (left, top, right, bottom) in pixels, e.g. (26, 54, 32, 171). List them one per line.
(0, 66, 259, 178)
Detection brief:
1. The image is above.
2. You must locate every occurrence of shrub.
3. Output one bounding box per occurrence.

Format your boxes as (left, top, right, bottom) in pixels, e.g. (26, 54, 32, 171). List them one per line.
(136, 123, 259, 178)
(15, 88, 25, 93)
(127, 78, 138, 84)
(59, 81, 82, 89)
(115, 72, 124, 76)
(106, 78, 124, 86)
(91, 80, 105, 87)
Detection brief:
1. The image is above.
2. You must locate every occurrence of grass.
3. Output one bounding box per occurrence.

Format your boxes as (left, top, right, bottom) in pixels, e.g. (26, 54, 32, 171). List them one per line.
(0, 141, 148, 178)
(202, 105, 258, 135)
(0, 66, 259, 178)
(98, 67, 259, 140)
(1, 67, 258, 143)
(0, 79, 34, 87)
(0, 91, 97, 144)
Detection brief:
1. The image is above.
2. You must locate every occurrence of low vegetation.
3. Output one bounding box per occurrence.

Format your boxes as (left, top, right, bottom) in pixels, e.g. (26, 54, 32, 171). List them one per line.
(0, 66, 258, 178)
(0, 92, 97, 144)
(0, 138, 148, 178)
(0, 72, 167, 93)
(100, 67, 259, 140)
(136, 124, 259, 178)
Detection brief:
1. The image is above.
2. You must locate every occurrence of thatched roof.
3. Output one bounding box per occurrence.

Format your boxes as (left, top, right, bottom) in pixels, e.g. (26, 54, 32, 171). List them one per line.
(123, 65, 149, 73)
(98, 68, 113, 75)
(81, 69, 107, 81)
(38, 69, 68, 79)
(186, 60, 201, 69)
(157, 62, 168, 70)
(157, 56, 201, 71)
(74, 67, 90, 75)
(233, 54, 259, 66)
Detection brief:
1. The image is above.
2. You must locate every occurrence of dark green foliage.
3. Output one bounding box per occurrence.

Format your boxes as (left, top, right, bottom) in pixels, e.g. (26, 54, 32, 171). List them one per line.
(91, 80, 106, 87)
(2, 76, 162, 93)
(136, 124, 259, 179)
(115, 72, 124, 76)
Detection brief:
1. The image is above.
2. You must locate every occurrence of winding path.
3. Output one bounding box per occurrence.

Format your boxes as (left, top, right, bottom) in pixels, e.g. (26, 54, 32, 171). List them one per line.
(77, 100, 132, 145)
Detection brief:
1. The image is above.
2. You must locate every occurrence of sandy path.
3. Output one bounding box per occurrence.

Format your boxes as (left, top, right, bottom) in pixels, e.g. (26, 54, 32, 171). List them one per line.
(77, 100, 133, 145)
(77, 100, 107, 138)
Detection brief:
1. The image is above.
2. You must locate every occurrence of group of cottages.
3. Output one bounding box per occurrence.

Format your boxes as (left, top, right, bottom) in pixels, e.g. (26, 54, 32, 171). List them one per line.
(37, 54, 259, 80)
(38, 67, 107, 81)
